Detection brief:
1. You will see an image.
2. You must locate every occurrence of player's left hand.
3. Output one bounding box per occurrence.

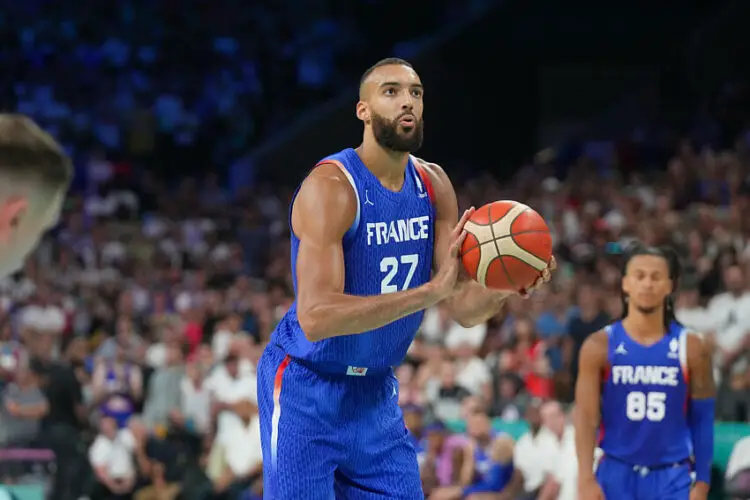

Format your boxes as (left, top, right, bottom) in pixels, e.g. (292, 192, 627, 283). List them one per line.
(518, 255, 556, 299)
(689, 482, 709, 500)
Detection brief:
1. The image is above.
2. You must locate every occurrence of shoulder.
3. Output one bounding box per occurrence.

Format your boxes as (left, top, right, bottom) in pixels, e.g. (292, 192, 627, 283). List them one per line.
(579, 330, 610, 363)
(292, 162, 358, 237)
(300, 162, 357, 207)
(410, 156, 456, 218)
(683, 329, 710, 362)
(410, 156, 452, 194)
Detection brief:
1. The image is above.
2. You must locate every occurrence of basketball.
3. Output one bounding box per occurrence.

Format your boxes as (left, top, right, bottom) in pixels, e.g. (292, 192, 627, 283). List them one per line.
(461, 201, 552, 291)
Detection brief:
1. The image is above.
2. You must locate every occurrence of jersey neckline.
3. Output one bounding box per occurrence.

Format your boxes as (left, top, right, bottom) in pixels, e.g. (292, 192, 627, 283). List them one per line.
(345, 148, 414, 202)
(616, 320, 675, 349)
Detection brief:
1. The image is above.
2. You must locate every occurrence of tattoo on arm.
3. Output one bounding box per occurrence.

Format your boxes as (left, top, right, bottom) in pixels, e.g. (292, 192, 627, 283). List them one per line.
(689, 334, 716, 399)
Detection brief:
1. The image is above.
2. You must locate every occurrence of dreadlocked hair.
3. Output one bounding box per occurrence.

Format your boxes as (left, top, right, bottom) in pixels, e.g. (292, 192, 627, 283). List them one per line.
(619, 242, 682, 330)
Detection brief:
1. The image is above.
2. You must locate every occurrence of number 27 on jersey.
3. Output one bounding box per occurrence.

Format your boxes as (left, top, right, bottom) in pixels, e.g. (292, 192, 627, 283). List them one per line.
(380, 254, 419, 294)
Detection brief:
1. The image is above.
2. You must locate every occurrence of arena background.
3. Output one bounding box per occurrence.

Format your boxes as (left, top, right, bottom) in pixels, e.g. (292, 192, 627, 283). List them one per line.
(1, 0, 750, 499)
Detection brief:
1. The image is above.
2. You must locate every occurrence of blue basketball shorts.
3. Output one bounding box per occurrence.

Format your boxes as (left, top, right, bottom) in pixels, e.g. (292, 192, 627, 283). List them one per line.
(257, 343, 424, 500)
(596, 455, 692, 500)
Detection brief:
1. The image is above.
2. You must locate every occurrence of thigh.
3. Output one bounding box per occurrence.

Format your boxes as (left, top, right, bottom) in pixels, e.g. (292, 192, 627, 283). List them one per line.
(596, 458, 636, 500)
(258, 347, 341, 500)
(334, 384, 423, 500)
(334, 454, 423, 500)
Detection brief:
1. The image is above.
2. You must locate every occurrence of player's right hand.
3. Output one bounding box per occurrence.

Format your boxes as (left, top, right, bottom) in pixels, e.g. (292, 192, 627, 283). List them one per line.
(578, 477, 604, 500)
(430, 207, 474, 300)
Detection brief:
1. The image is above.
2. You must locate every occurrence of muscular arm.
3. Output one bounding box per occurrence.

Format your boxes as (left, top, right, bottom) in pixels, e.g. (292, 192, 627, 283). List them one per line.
(417, 159, 511, 327)
(294, 163, 443, 341)
(574, 331, 608, 483)
(686, 332, 716, 490)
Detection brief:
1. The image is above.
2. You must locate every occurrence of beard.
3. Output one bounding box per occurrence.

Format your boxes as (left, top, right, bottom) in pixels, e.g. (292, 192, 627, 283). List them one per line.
(371, 112, 424, 152)
(635, 304, 661, 315)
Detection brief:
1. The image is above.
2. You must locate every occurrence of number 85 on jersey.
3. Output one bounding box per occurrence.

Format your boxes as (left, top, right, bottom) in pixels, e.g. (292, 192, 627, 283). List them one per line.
(626, 391, 666, 422)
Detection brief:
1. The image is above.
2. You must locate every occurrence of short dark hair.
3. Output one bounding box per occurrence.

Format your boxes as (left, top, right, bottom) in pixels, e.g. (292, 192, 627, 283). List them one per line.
(360, 57, 414, 86)
(0, 114, 72, 190)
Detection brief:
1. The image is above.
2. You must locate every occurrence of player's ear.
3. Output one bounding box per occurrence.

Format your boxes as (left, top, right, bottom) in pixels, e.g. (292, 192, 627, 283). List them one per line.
(356, 100, 370, 123)
(0, 196, 28, 243)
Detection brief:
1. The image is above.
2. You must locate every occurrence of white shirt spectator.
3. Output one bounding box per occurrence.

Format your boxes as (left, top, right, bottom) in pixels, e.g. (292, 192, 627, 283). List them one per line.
(205, 360, 255, 400)
(726, 435, 750, 480)
(454, 357, 491, 396)
(89, 429, 136, 480)
(0, 276, 35, 300)
(180, 377, 211, 434)
(211, 329, 236, 362)
(19, 304, 66, 334)
(100, 240, 127, 266)
(217, 415, 262, 476)
(444, 322, 487, 350)
(549, 426, 579, 500)
(209, 243, 232, 263)
(142, 217, 169, 239)
(676, 305, 715, 334)
(707, 291, 750, 354)
(145, 343, 168, 369)
(174, 292, 193, 313)
(84, 194, 119, 218)
(513, 427, 558, 493)
(419, 306, 448, 343)
(129, 285, 150, 313)
(205, 361, 257, 438)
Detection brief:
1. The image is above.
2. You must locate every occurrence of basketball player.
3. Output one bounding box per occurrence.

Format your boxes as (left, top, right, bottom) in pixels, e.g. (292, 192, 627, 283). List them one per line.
(575, 245, 714, 500)
(257, 57, 555, 499)
(0, 115, 71, 277)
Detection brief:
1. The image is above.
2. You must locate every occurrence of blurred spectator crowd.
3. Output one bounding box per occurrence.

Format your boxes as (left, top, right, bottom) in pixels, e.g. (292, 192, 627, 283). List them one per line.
(4, 2, 750, 499)
(3, 122, 750, 500)
(0, 0, 492, 176)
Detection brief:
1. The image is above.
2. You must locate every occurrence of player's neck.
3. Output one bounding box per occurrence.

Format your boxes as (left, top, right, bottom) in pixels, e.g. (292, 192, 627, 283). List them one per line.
(356, 140, 409, 189)
(622, 312, 666, 341)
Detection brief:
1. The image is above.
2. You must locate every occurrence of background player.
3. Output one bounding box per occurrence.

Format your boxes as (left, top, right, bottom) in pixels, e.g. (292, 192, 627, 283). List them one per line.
(574, 245, 714, 500)
(0, 114, 71, 278)
(257, 57, 554, 499)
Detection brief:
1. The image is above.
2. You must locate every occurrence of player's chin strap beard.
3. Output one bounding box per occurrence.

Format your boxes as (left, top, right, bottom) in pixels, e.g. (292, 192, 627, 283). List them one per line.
(622, 293, 678, 331)
(621, 294, 675, 318)
(634, 304, 661, 315)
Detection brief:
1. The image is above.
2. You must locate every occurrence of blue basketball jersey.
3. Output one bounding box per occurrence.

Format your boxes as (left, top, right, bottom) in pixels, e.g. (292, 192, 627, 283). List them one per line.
(271, 148, 435, 369)
(599, 321, 692, 466)
(473, 439, 495, 478)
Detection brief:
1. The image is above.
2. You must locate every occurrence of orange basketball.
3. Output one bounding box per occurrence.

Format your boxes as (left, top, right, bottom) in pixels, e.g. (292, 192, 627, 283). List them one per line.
(460, 201, 552, 291)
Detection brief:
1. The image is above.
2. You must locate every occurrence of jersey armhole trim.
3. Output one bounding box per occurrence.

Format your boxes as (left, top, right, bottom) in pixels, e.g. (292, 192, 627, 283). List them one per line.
(678, 329, 689, 383)
(413, 164, 436, 204)
(603, 324, 614, 366)
(315, 160, 361, 243)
